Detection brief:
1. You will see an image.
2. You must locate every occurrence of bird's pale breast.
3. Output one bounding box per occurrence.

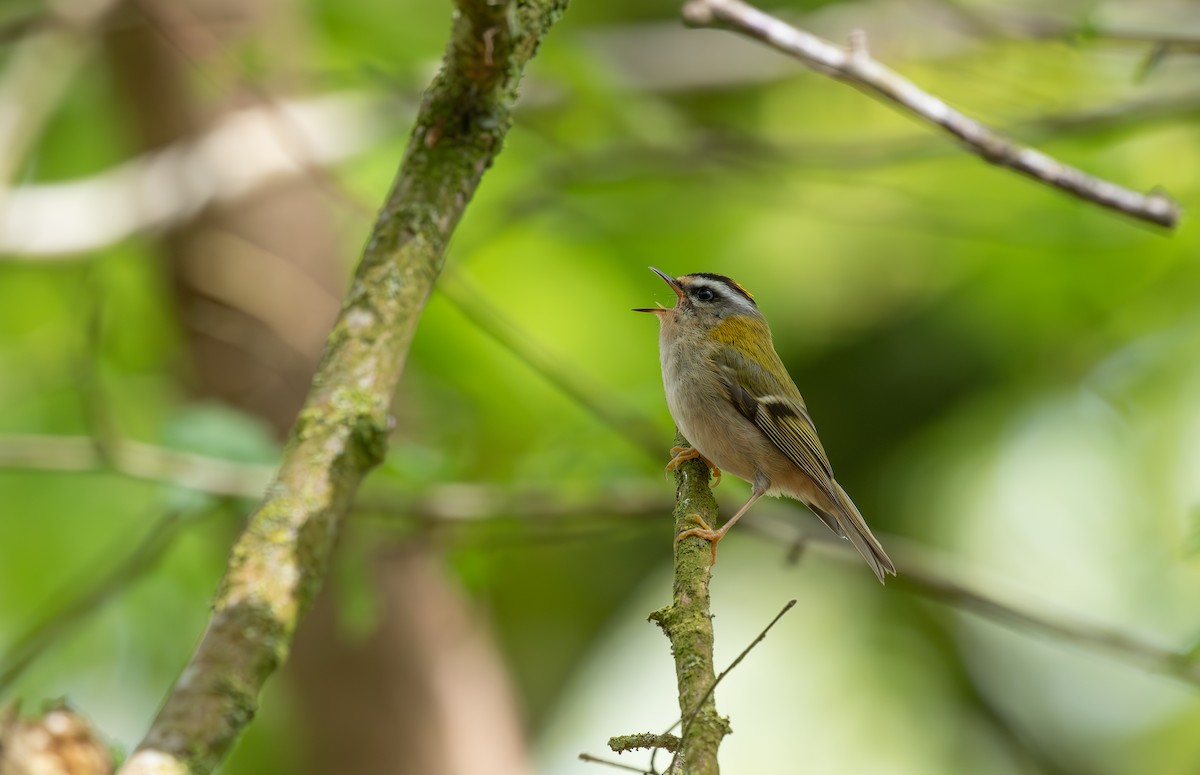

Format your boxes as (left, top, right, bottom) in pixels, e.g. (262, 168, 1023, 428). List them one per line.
(661, 334, 772, 487)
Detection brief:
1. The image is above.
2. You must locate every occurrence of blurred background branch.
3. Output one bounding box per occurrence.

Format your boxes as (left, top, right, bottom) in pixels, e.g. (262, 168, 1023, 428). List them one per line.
(0, 434, 273, 497)
(0, 94, 384, 257)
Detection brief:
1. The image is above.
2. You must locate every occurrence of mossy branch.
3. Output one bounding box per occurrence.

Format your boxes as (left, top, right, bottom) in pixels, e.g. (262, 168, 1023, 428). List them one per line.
(608, 732, 681, 754)
(116, 3, 567, 774)
(648, 431, 730, 775)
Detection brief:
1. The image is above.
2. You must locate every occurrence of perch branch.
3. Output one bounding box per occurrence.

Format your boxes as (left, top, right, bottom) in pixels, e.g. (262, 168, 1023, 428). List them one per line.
(681, 0, 1181, 228)
(115, 2, 568, 773)
(648, 432, 730, 775)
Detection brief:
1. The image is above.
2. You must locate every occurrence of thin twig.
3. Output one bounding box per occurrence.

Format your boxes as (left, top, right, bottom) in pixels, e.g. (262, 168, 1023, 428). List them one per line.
(650, 599, 795, 772)
(679, 599, 795, 741)
(681, 0, 1181, 228)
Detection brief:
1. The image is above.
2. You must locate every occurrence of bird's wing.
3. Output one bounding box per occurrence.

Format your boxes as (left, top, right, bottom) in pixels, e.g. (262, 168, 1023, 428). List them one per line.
(712, 345, 834, 488)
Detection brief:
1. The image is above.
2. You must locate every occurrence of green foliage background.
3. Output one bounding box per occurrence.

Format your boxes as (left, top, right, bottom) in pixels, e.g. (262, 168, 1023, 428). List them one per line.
(2, 0, 1200, 772)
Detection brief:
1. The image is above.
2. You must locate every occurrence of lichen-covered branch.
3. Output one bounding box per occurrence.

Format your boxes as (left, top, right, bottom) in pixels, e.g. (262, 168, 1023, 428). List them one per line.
(682, 0, 1181, 229)
(648, 432, 730, 775)
(116, 3, 568, 774)
(608, 732, 681, 754)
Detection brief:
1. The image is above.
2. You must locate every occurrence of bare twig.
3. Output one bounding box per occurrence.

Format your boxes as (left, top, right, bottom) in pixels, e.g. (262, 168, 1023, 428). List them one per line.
(115, 1, 568, 773)
(681, 0, 1181, 228)
(679, 599, 795, 741)
(641, 598, 795, 773)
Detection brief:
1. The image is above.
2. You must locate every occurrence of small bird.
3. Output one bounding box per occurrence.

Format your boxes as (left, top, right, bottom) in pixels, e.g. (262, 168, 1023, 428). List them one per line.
(635, 267, 896, 583)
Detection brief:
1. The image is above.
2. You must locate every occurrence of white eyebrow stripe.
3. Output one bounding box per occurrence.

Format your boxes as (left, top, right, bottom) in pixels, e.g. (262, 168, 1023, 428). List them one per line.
(685, 277, 758, 313)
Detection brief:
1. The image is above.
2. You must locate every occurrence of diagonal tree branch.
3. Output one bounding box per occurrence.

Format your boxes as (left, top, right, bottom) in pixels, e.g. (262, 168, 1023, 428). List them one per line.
(116, 2, 568, 773)
(681, 0, 1181, 229)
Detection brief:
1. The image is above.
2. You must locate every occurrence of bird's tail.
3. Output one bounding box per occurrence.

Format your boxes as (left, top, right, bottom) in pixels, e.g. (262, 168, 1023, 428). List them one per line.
(817, 481, 896, 584)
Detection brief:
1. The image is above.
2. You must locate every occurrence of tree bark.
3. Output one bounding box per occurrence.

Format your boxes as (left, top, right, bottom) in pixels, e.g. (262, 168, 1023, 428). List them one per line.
(116, 2, 569, 772)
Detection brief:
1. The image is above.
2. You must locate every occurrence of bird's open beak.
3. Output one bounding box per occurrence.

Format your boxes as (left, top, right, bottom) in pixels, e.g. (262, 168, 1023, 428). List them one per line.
(633, 267, 685, 315)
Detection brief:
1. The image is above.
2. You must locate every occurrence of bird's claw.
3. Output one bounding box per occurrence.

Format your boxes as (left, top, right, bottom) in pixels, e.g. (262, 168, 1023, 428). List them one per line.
(664, 446, 722, 488)
(676, 513, 724, 564)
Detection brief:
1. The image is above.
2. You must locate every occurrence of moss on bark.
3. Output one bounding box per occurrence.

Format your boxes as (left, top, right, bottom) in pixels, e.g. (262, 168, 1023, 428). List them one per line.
(649, 430, 731, 775)
(119, 3, 568, 774)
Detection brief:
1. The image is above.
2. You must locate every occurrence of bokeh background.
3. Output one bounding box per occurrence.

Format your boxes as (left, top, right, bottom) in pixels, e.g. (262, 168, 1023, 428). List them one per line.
(2, 0, 1200, 773)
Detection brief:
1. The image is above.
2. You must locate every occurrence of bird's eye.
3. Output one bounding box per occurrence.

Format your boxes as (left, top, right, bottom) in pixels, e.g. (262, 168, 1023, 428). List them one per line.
(695, 288, 715, 302)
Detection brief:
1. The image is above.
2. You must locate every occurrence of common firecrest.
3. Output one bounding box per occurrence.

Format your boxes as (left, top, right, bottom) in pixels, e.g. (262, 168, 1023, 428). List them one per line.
(635, 267, 895, 583)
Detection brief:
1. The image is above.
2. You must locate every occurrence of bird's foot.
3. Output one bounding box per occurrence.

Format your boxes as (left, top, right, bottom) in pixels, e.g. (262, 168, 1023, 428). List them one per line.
(675, 513, 727, 564)
(665, 446, 722, 488)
